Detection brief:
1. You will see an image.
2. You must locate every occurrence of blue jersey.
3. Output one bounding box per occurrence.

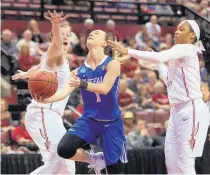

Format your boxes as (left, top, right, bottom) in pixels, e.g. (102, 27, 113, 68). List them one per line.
(77, 56, 121, 120)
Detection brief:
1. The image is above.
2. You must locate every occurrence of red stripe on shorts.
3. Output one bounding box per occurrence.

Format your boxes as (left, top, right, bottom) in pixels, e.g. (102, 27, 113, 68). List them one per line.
(39, 108, 51, 151)
(181, 67, 199, 150)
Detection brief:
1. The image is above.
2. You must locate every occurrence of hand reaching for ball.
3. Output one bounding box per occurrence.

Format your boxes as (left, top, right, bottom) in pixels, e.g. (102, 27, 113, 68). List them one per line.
(33, 94, 49, 104)
(11, 70, 29, 80)
(69, 72, 81, 88)
(44, 10, 70, 25)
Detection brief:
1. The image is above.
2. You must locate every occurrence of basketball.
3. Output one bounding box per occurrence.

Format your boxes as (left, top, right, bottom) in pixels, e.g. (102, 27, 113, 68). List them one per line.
(28, 70, 58, 99)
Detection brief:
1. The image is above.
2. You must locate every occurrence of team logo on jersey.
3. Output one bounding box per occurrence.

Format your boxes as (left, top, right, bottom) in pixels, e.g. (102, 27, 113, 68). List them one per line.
(102, 66, 106, 71)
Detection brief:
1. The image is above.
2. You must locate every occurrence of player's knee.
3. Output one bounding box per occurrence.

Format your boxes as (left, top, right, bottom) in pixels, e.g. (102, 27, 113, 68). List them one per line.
(57, 133, 78, 159)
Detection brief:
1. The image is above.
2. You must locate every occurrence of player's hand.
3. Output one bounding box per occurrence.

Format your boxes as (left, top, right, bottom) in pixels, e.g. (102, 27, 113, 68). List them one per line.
(33, 94, 49, 104)
(113, 49, 129, 64)
(11, 70, 28, 80)
(107, 40, 128, 55)
(44, 10, 69, 24)
(69, 72, 81, 87)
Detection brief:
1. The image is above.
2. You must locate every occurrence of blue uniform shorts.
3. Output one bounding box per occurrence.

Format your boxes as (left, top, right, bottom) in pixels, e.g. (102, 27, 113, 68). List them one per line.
(68, 116, 128, 165)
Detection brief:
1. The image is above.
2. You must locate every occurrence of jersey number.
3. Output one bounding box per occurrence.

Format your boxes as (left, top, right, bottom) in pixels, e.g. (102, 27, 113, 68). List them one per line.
(95, 93, 101, 103)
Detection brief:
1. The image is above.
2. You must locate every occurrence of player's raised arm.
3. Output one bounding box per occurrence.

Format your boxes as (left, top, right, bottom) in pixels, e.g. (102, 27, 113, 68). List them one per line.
(69, 60, 120, 95)
(107, 40, 188, 63)
(44, 10, 70, 67)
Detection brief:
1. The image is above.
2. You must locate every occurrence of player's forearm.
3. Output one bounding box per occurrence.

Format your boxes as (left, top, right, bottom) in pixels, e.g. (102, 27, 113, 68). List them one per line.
(46, 84, 74, 103)
(26, 64, 41, 78)
(86, 83, 110, 95)
(51, 23, 63, 48)
(128, 47, 184, 63)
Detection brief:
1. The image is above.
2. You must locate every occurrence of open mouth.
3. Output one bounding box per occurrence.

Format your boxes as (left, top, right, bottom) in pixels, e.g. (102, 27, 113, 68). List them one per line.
(88, 37, 93, 40)
(63, 42, 68, 46)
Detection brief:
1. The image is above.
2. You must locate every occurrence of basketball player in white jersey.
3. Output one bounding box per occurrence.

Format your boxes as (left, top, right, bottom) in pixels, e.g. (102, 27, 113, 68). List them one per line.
(108, 20, 210, 174)
(11, 10, 76, 174)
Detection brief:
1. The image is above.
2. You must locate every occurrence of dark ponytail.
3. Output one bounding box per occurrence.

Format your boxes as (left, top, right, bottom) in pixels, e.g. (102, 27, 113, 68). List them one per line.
(197, 22, 210, 74)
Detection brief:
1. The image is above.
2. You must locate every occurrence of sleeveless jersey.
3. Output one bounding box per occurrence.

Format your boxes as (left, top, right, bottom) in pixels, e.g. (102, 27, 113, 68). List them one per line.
(27, 53, 70, 116)
(77, 56, 121, 121)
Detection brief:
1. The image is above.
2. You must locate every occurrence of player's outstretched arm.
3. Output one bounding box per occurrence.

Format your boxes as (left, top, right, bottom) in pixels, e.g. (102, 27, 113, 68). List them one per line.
(11, 64, 41, 80)
(69, 61, 120, 95)
(107, 40, 188, 63)
(44, 10, 69, 66)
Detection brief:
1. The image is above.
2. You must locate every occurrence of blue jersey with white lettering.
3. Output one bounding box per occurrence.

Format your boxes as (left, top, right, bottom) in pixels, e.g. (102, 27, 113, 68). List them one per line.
(77, 56, 121, 120)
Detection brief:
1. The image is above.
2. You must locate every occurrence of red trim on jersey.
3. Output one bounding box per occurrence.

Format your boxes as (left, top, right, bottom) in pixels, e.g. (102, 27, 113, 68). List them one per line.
(39, 108, 51, 151)
(181, 67, 199, 150)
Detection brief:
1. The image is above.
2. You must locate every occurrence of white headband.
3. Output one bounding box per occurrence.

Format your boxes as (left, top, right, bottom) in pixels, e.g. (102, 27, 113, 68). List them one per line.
(186, 20, 206, 53)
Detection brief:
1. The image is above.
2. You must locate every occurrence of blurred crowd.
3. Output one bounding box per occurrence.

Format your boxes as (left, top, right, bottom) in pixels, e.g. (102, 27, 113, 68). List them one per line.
(1, 11, 210, 154)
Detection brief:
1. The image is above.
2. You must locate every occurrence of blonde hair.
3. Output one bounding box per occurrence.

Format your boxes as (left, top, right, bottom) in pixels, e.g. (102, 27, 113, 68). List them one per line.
(20, 43, 30, 57)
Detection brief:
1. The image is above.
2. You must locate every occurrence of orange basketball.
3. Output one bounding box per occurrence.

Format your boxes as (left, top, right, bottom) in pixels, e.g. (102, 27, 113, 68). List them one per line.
(28, 70, 58, 99)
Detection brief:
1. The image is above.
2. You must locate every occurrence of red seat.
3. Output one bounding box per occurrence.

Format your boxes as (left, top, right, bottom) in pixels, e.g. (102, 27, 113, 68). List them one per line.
(3, 10, 18, 15)
(94, 7, 103, 12)
(96, 15, 110, 20)
(13, 3, 27, 8)
(44, 4, 57, 9)
(1, 2, 11, 7)
(119, 9, 133, 13)
(135, 111, 155, 123)
(32, 0, 40, 4)
(74, 6, 89, 11)
(111, 15, 125, 20)
(154, 110, 170, 124)
(28, 4, 40, 8)
(58, 5, 73, 10)
(19, 11, 34, 16)
(16, 0, 30, 3)
(126, 16, 138, 20)
(2, 0, 13, 2)
(81, 14, 91, 19)
(104, 7, 118, 12)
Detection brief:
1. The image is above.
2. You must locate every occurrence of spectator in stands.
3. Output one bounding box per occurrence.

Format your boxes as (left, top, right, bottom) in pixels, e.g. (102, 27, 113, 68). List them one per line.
(129, 69, 142, 94)
(62, 20, 79, 48)
(127, 37, 140, 50)
(200, 0, 209, 17)
(73, 33, 88, 56)
(83, 18, 94, 37)
(28, 19, 44, 44)
(152, 81, 170, 111)
(106, 19, 122, 41)
(199, 58, 210, 85)
(1, 98, 15, 132)
(19, 43, 40, 71)
(201, 82, 210, 102)
(164, 33, 173, 49)
(145, 37, 156, 51)
(145, 15, 161, 47)
(11, 111, 35, 147)
(16, 30, 44, 56)
(127, 120, 153, 149)
(118, 79, 137, 111)
(156, 0, 174, 15)
(146, 71, 157, 94)
(135, 26, 151, 48)
(137, 84, 154, 110)
(1, 29, 18, 55)
(123, 111, 135, 135)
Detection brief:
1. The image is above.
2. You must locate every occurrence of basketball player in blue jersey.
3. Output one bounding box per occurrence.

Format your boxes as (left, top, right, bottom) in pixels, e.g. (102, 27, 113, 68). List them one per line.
(41, 30, 127, 174)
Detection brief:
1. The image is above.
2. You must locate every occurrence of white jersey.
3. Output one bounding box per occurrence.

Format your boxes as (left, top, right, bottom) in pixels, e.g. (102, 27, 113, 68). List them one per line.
(128, 44, 203, 105)
(27, 54, 70, 116)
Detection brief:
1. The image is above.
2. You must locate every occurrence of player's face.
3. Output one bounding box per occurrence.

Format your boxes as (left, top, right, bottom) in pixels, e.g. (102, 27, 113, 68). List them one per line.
(61, 26, 71, 52)
(174, 21, 196, 44)
(86, 30, 107, 48)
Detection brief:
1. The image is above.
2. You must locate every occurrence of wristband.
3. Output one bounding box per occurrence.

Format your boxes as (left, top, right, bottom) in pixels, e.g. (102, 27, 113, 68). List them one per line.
(79, 80, 88, 89)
